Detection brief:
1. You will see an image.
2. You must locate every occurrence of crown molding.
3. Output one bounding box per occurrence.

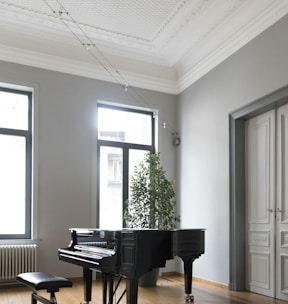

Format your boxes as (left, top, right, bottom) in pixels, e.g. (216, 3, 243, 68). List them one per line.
(0, 44, 178, 94)
(176, 0, 288, 92)
(0, 1, 287, 95)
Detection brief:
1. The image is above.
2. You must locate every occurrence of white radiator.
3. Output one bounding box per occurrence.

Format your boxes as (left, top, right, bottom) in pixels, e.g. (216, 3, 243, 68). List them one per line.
(0, 244, 37, 282)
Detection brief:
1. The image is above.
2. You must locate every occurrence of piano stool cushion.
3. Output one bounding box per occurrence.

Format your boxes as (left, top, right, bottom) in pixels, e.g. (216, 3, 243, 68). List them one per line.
(17, 272, 73, 292)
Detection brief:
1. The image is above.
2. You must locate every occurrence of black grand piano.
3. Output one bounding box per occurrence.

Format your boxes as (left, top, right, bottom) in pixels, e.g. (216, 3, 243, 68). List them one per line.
(58, 228, 205, 304)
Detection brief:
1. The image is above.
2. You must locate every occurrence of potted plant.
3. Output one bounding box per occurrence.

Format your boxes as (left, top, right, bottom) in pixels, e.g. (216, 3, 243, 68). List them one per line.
(124, 152, 180, 286)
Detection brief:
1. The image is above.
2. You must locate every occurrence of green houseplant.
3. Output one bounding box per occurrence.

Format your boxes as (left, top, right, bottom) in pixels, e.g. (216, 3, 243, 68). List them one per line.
(124, 152, 180, 286)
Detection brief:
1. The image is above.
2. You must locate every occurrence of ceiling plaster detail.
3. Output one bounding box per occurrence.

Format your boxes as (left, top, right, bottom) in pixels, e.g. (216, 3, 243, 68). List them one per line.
(0, 0, 287, 94)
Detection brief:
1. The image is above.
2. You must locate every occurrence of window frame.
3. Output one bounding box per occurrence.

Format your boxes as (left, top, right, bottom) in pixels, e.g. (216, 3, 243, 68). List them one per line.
(96, 103, 156, 228)
(0, 87, 32, 239)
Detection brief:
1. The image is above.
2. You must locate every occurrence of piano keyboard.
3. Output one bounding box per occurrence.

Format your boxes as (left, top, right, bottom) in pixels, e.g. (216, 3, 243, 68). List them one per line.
(74, 245, 115, 256)
(60, 247, 111, 262)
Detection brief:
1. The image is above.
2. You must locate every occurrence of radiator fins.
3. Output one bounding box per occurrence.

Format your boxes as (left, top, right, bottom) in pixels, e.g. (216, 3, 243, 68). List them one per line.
(0, 244, 37, 282)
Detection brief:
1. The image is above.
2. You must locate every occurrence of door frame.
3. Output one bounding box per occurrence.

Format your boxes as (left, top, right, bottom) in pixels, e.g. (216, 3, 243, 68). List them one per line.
(229, 84, 288, 291)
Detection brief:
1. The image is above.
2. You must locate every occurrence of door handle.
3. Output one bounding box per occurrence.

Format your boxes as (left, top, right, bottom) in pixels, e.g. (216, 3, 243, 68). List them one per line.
(275, 208, 285, 221)
(267, 208, 274, 213)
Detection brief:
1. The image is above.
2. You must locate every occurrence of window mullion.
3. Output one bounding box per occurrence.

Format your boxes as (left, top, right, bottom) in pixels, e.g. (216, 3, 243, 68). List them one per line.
(122, 146, 129, 217)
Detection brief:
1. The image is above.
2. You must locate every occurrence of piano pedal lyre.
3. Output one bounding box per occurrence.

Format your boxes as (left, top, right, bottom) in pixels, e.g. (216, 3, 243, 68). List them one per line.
(185, 294, 194, 302)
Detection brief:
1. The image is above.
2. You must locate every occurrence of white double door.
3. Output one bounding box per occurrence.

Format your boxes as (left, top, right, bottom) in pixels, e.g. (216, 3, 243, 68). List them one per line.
(245, 104, 288, 301)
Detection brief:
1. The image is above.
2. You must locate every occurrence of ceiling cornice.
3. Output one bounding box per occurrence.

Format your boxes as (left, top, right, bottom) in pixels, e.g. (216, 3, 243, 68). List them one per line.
(177, 0, 288, 93)
(0, 1, 287, 95)
(0, 43, 178, 94)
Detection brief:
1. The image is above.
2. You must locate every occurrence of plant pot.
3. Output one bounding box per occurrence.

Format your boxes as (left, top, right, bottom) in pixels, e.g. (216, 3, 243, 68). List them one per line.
(139, 268, 160, 287)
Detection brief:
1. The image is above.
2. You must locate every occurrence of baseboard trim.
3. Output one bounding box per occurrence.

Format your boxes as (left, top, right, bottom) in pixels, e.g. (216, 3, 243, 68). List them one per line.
(161, 271, 228, 290)
(69, 271, 229, 290)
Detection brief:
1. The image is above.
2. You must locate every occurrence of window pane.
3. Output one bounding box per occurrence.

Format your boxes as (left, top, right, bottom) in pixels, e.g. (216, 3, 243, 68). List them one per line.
(0, 91, 29, 130)
(99, 146, 123, 229)
(129, 149, 148, 183)
(128, 149, 148, 199)
(98, 107, 152, 145)
(0, 135, 26, 234)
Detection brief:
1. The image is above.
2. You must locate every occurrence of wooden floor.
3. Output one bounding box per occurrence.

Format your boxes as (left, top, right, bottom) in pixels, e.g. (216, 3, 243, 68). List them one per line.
(0, 274, 286, 304)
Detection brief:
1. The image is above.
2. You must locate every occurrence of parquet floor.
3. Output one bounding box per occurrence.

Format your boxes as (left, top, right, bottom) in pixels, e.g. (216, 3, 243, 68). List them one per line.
(0, 274, 287, 304)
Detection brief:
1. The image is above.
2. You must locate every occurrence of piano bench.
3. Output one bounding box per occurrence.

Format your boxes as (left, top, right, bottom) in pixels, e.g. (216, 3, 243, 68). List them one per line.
(17, 272, 73, 304)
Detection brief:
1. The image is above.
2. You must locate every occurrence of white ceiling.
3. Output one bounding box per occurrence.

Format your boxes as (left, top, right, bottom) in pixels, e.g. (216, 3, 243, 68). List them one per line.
(0, 0, 287, 94)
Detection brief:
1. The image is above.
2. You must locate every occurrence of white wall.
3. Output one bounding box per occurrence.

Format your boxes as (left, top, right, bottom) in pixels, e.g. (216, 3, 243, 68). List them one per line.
(0, 61, 178, 277)
(178, 15, 288, 285)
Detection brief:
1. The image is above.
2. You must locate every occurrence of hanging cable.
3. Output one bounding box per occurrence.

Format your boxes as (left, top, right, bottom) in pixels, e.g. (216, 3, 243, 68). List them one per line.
(54, 0, 129, 87)
(42, 0, 180, 143)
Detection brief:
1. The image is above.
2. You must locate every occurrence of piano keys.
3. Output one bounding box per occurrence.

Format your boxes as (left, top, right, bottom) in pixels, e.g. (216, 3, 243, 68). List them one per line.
(58, 228, 205, 304)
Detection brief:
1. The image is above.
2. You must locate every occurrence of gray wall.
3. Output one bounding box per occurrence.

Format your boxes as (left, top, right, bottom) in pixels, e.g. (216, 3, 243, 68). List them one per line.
(0, 61, 177, 277)
(178, 14, 288, 285)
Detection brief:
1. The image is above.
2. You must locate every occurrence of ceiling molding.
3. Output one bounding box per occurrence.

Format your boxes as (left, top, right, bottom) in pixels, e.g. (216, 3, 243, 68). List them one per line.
(0, 1, 287, 94)
(0, 43, 178, 94)
(177, 0, 288, 92)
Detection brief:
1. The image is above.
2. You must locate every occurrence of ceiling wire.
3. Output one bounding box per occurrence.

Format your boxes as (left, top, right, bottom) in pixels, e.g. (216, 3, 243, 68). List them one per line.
(42, 0, 125, 86)
(53, 0, 129, 87)
(42, 0, 180, 144)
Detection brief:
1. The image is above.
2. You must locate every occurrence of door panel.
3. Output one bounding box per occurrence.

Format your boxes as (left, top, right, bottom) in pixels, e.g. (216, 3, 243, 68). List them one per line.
(245, 110, 275, 297)
(276, 104, 288, 301)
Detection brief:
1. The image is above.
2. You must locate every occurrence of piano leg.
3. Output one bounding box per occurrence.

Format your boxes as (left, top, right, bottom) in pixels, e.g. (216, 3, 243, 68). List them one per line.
(183, 258, 195, 302)
(108, 274, 114, 304)
(83, 267, 92, 303)
(126, 278, 139, 304)
(102, 273, 108, 304)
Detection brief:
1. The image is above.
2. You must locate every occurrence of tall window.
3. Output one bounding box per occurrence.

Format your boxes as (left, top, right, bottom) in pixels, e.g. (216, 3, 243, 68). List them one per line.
(0, 87, 32, 239)
(97, 103, 156, 229)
